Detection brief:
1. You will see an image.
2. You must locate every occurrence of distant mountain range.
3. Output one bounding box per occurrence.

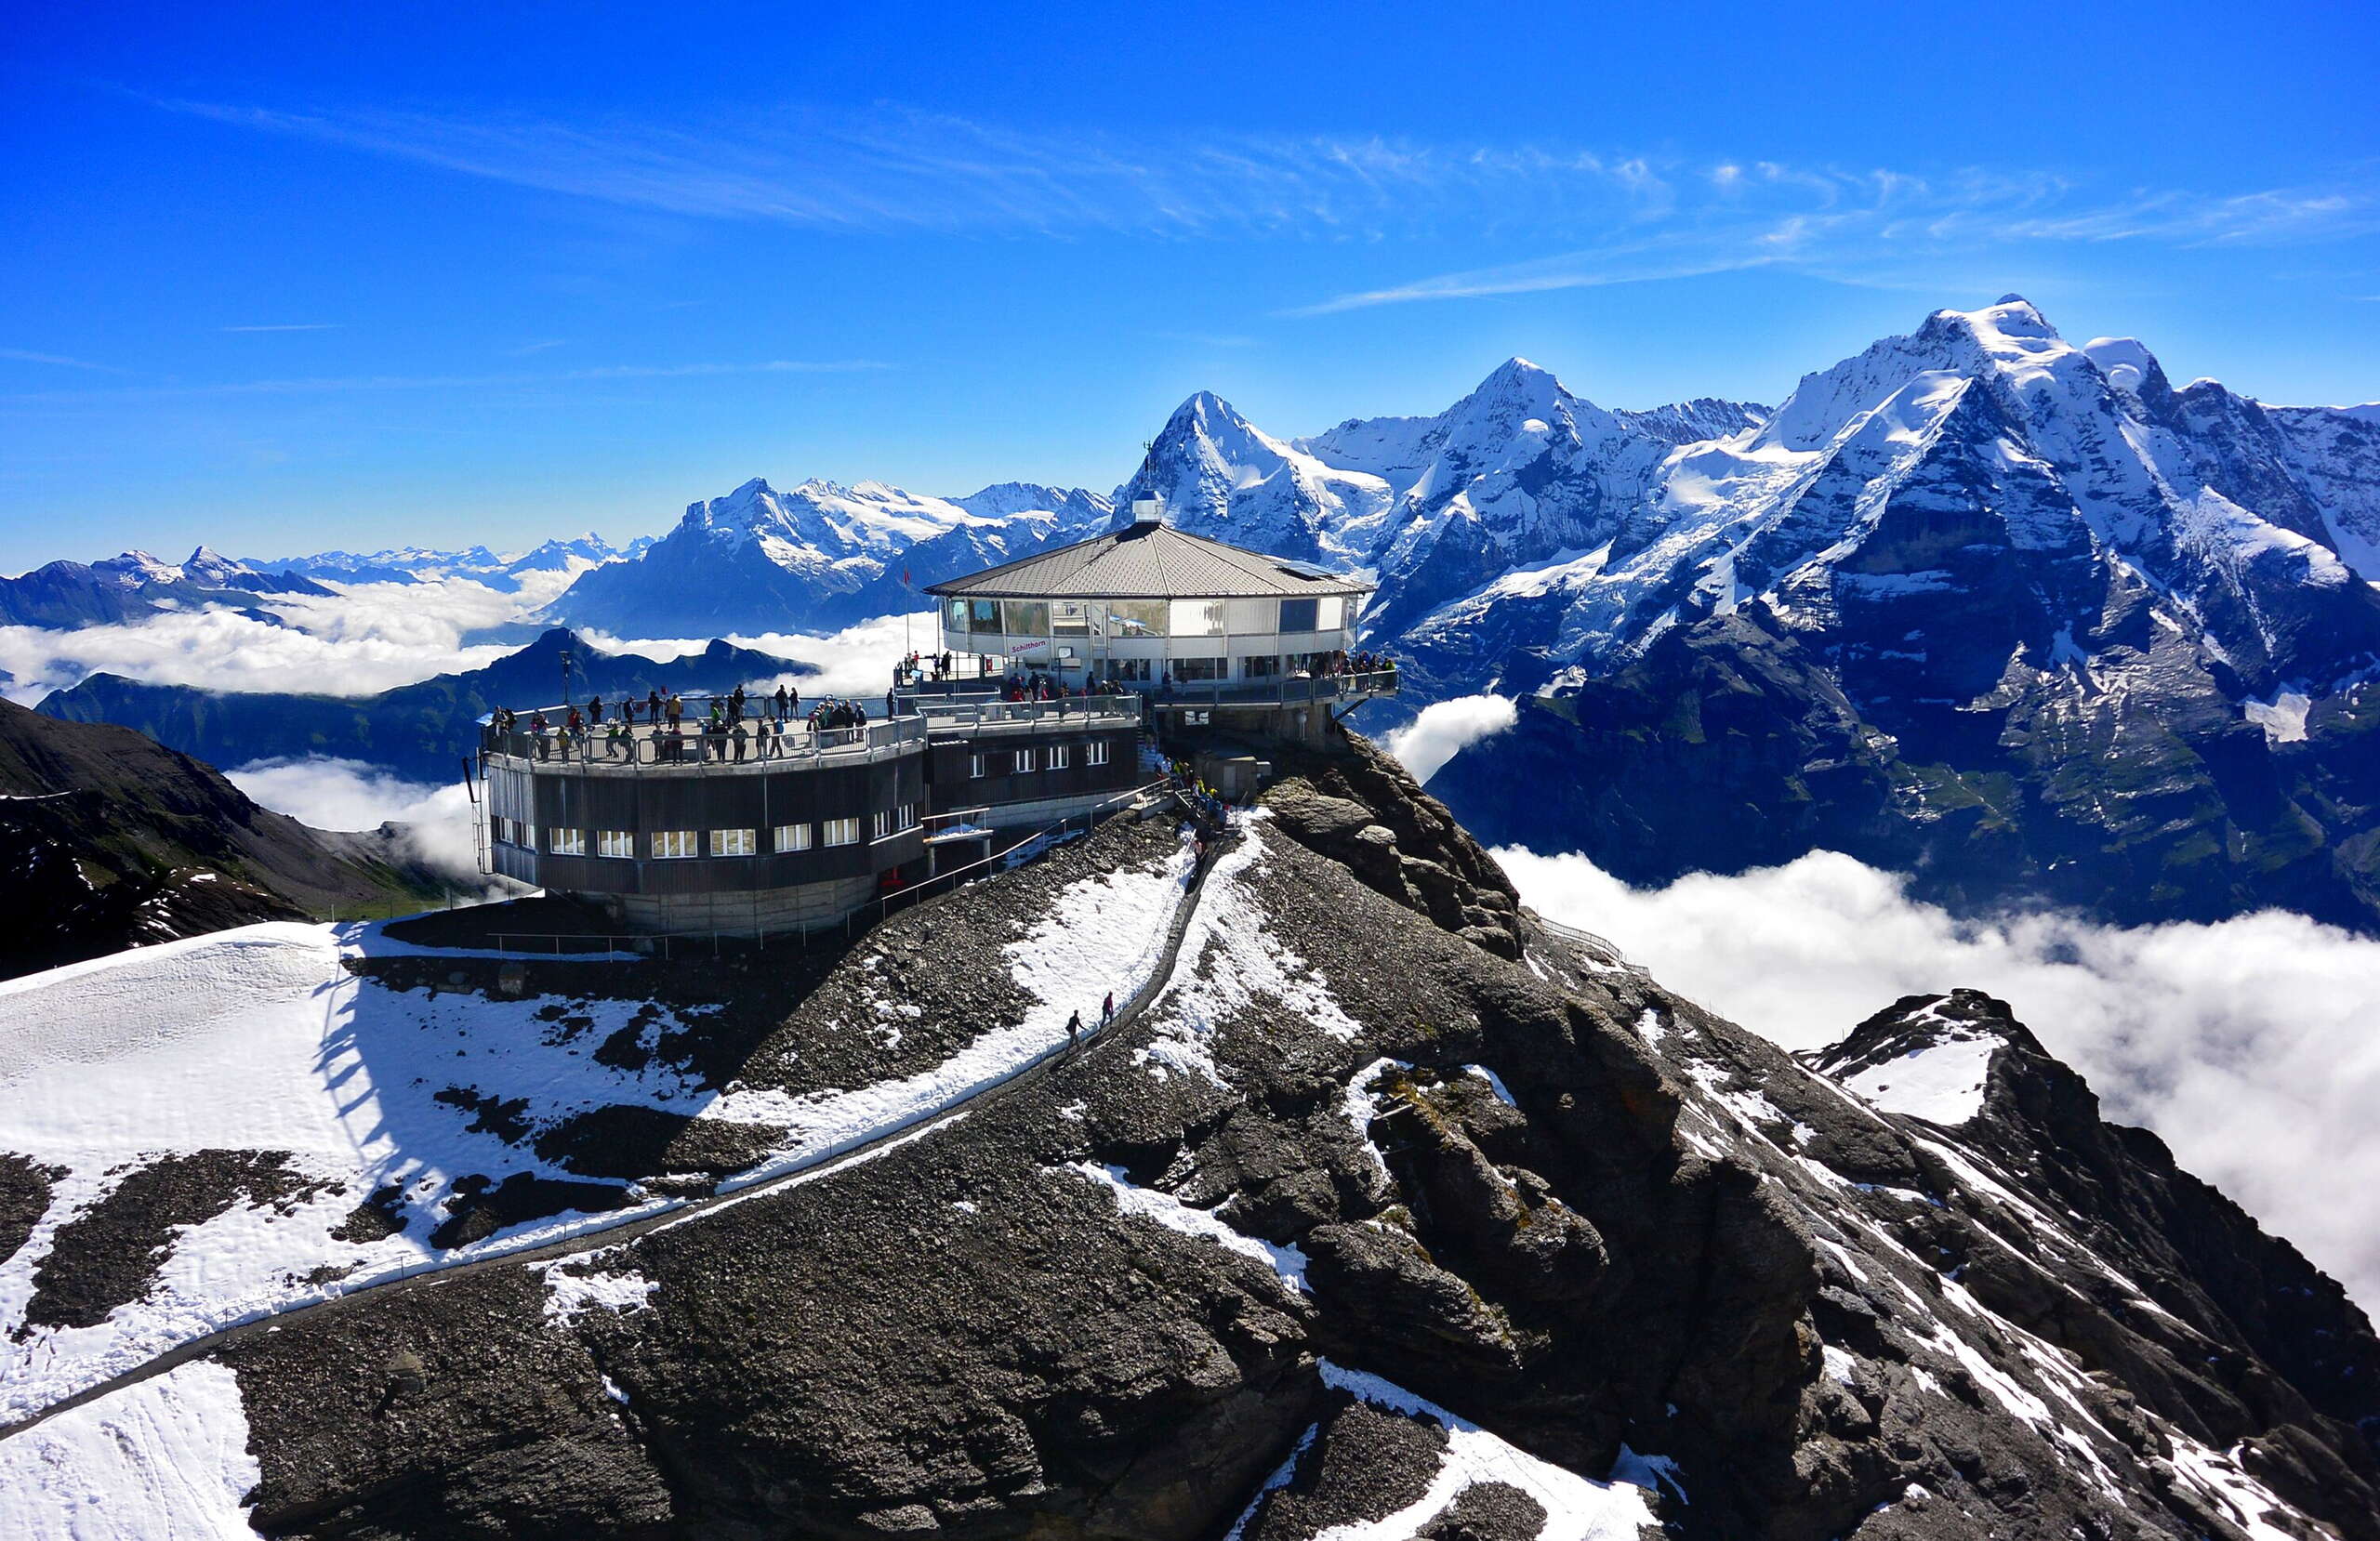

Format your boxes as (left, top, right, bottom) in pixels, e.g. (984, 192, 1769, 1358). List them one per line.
(245, 532, 654, 592)
(24, 296, 2380, 930)
(37, 627, 812, 784)
(544, 479, 1113, 637)
(1411, 299, 2380, 932)
(0, 547, 336, 628)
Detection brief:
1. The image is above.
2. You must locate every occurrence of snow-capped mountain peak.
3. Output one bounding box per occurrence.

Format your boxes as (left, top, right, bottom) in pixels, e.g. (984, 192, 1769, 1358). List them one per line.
(2082, 336, 2167, 397)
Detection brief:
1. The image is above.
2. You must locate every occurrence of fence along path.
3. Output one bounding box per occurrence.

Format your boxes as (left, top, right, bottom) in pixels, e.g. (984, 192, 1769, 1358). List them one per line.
(0, 791, 1236, 1442)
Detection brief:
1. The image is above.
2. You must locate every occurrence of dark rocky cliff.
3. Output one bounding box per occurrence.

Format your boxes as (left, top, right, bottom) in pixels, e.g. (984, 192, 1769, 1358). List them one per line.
(0, 699, 450, 977)
(10, 725, 2372, 1539)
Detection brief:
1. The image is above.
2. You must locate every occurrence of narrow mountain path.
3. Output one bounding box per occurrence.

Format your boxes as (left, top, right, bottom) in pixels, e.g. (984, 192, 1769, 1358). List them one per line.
(0, 808, 1235, 1442)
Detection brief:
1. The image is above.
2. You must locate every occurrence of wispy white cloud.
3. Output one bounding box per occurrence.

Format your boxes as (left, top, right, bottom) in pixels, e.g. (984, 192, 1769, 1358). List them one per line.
(219, 323, 341, 333)
(153, 95, 2375, 313)
(1, 357, 889, 407)
(0, 348, 126, 373)
(1500, 846, 2380, 1311)
(1297, 172, 2380, 313)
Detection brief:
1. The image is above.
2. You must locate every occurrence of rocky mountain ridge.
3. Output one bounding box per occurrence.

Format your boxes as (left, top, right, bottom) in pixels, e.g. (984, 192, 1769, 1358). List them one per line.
(547, 476, 1113, 637)
(0, 728, 2370, 1539)
(0, 546, 336, 628)
(0, 700, 452, 978)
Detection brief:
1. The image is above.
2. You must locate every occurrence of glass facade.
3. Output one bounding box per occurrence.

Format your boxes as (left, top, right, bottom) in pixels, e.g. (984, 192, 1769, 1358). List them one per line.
(1170, 599, 1226, 636)
(1104, 599, 1167, 638)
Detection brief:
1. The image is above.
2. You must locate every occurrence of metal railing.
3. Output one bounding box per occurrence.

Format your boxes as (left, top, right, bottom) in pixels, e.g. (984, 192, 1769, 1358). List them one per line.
(481, 712, 926, 770)
(1531, 914, 1647, 975)
(910, 694, 1145, 732)
(1144, 667, 1399, 708)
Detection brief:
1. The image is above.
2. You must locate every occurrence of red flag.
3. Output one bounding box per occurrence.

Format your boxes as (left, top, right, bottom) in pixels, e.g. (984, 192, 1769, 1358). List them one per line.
(902, 567, 911, 586)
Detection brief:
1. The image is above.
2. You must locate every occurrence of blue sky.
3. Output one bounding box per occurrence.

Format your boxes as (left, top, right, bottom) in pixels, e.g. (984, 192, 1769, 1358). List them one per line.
(5, 0, 2377, 572)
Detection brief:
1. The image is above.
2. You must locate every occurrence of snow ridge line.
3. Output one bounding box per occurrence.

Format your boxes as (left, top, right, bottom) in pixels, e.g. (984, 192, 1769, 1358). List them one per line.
(0, 799, 1236, 1443)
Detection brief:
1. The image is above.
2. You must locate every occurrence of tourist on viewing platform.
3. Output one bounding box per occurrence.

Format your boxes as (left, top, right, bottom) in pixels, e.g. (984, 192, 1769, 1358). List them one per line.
(530, 710, 549, 760)
(588, 695, 603, 725)
(731, 719, 749, 762)
(665, 692, 683, 728)
(774, 684, 788, 720)
(647, 688, 662, 721)
(730, 685, 747, 720)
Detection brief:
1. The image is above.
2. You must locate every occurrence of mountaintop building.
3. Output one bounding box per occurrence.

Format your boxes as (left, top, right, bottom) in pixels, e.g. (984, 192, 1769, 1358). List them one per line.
(922, 496, 1382, 742)
(475, 501, 1395, 941)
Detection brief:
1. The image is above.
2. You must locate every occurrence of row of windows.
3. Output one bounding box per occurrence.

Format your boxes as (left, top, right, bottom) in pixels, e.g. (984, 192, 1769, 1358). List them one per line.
(496, 810, 917, 859)
(945, 595, 1348, 639)
(970, 740, 1110, 778)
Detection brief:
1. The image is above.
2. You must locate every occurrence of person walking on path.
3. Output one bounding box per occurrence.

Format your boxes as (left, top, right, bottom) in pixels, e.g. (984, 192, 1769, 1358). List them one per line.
(1066, 1009, 1082, 1049)
(1101, 992, 1114, 1030)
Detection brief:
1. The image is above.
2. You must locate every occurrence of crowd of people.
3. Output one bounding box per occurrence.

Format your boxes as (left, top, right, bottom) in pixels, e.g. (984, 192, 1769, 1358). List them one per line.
(487, 681, 892, 765)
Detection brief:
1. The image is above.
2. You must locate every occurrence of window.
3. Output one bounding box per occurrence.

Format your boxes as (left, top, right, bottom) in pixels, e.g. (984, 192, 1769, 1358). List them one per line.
(970, 753, 987, 778)
(823, 816, 862, 847)
(871, 805, 918, 841)
(1173, 656, 1226, 681)
(1087, 740, 1111, 767)
(1277, 596, 1319, 633)
(966, 598, 1003, 635)
(1169, 599, 1225, 637)
(709, 828, 757, 857)
(1013, 746, 1036, 774)
(944, 597, 969, 633)
(1103, 657, 1151, 681)
(1049, 744, 1071, 770)
(652, 829, 699, 860)
(774, 823, 812, 853)
(1316, 595, 1347, 632)
(1104, 599, 1168, 638)
(549, 827, 585, 856)
(1002, 599, 1050, 636)
(597, 829, 634, 859)
(1053, 599, 1091, 637)
(873, 810, 891, 841)
(1242, 654, 1281, 678)
(520, 824, 536, 850)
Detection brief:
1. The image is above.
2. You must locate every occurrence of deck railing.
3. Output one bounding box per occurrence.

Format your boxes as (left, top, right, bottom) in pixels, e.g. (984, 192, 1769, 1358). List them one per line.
(481, 710, 926, 770)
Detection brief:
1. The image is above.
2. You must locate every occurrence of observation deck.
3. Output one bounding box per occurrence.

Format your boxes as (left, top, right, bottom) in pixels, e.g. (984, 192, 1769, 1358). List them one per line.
(476, 695, 930, 935)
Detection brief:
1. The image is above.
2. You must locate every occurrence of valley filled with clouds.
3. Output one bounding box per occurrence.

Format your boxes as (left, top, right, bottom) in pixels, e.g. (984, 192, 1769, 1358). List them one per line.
(1501, 845, 2380, 1311)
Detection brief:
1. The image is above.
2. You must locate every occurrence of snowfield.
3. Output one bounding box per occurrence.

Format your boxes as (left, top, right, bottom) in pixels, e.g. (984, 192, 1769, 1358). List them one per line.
(1837, 1031, 1999, 1125)
(0, 1361, 258, 1541)
(0, 831, 1200, 1430)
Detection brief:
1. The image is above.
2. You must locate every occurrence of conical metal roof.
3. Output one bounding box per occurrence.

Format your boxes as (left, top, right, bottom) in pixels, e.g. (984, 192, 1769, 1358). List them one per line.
(923, 522, 1371, 600)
